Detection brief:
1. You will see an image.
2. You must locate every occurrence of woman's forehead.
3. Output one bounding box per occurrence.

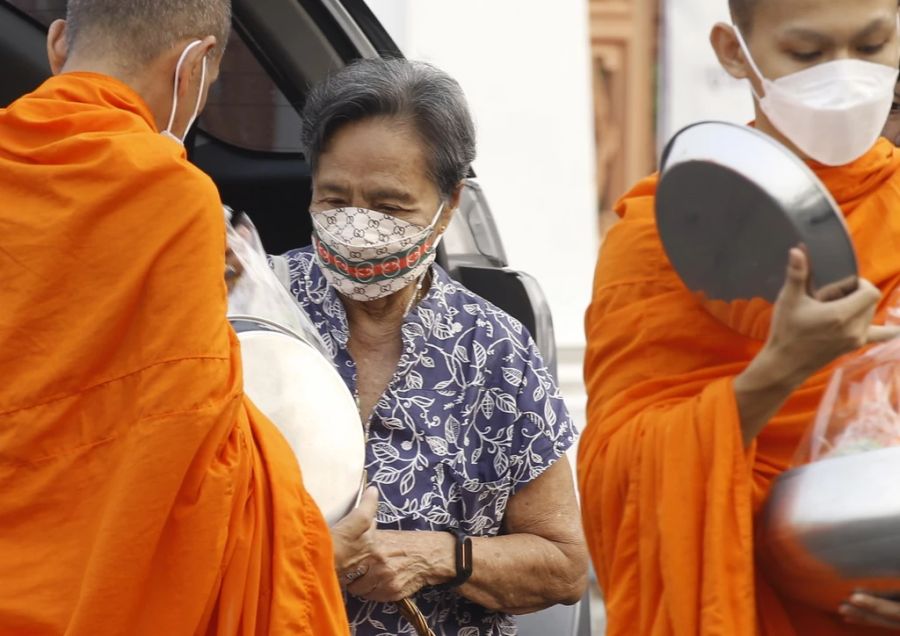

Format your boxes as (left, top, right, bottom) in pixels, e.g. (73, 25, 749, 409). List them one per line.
(314, 118, 436, 199)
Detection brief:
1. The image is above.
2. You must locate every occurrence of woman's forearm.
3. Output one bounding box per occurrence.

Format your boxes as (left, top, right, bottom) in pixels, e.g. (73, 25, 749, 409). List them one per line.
(456, 533, 587, 615)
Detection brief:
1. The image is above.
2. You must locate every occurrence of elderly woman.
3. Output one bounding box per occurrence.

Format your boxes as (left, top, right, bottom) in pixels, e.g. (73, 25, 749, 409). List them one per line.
(282, 58, 588, 635)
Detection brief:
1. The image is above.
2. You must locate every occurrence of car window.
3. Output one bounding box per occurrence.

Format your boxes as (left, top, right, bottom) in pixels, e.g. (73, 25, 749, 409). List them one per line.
(5, 0, 304, 154)
(6, 0, 62, 25)
(199, 36, 304, 153)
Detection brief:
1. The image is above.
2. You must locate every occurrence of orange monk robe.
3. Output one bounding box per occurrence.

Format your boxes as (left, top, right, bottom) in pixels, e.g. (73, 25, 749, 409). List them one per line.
(0, 73, 349, 635)
(578, 138, 900, 636)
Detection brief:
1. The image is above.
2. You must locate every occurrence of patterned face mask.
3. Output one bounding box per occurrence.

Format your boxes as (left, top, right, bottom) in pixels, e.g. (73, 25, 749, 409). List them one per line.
(311, 203, 445, 302)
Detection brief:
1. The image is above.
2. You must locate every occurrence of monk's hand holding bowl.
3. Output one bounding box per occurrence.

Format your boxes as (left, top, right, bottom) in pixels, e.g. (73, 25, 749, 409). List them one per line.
(840, 593, 900, 630)
(734, 247, 900, 445)
(224, 247, 244, 292)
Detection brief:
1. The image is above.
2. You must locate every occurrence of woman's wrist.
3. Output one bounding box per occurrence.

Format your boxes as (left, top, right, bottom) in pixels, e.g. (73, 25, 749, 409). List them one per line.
(422, 531, 458, 587)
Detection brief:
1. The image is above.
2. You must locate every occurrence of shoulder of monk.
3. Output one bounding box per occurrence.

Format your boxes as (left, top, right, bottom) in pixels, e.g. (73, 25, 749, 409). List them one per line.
(112, 133, 220, 203)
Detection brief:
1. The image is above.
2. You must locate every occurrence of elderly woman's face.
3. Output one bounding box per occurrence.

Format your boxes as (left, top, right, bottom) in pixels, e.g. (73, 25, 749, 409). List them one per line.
(311, 117, 444, 227)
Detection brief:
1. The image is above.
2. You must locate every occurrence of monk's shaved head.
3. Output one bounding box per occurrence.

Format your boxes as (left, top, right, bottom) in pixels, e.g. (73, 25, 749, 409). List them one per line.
(729, 0, 761, 32)
(65, 0, 231, 66)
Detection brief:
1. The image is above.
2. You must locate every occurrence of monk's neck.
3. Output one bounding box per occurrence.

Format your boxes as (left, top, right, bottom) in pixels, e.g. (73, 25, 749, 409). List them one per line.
(59, 55, 166, 132)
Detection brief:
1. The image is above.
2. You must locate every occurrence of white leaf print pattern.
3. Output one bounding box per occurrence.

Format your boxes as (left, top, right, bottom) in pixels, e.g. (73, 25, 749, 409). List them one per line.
(501, 367, 524, 386)
(494, 392, 517, 415)
(406, 370, 424, 390)
(427, 436, 449, 457)
(372, 466, 401, 485)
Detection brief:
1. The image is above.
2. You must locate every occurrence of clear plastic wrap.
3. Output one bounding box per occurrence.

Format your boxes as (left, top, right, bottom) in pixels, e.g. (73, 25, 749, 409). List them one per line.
(224, 207, 330, 359)
(802, 314, 900, 463)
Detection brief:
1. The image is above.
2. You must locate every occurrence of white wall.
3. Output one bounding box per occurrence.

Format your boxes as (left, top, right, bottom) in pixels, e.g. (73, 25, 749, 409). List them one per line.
(659, 2, 755, 150)
(368, 0, 598, 350)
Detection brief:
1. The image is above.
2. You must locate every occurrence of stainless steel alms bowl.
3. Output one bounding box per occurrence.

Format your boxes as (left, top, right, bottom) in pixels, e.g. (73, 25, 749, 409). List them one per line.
(656, 121, 858, 305)
(758, 446, 900, 611)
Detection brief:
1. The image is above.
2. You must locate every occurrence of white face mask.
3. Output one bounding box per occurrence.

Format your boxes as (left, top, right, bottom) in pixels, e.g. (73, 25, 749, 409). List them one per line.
(734, 25, 899, 166)
(311, 203, 445, 302)
(161, 40, 208, 145)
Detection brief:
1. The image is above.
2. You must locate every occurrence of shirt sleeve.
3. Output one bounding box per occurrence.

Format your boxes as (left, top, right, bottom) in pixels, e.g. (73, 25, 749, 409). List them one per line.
(502, 329, 578, 493)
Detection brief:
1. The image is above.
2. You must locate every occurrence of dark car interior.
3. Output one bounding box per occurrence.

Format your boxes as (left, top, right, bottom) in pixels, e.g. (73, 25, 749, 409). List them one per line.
(2, 0, 558, 367)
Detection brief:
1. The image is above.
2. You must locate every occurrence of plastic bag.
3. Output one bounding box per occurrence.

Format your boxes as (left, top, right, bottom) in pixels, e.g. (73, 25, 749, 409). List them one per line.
(802, 333, 900, 463)
(224, 207, 330, 359)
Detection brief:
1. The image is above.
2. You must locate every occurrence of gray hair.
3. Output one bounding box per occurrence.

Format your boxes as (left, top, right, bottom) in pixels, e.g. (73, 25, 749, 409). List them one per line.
(66, 0, 231, 65)
(301, 58, 477, 199)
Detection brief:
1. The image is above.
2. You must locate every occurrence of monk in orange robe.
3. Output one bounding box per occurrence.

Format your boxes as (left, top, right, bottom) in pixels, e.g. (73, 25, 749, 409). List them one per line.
(579, 0, 900, 634)
(0, 2, 351, 634)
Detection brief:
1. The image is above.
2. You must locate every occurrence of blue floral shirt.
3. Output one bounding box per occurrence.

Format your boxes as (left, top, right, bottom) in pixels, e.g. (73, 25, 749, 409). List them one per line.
(283, 248, 576, 636)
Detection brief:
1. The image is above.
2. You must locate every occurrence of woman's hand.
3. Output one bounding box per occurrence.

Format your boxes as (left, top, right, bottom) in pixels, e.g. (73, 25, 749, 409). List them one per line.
(330, 487, 379, 586)
(841, 593, 900, 629)
(735, 248, 900, 445)
(345, 530, 455, 603)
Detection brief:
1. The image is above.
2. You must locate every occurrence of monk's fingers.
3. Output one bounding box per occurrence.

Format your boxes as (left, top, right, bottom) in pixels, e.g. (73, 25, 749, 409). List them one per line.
(840, 595, 900, 629)
(813, 276, 858, 303)
(828, 278, 882, 319)
(840, 606, 900, 630)
(224, 249, 244, 288)
(867, 325, 900, 345)
(841, 605, 900, 630)
(778, 247, 811, 304)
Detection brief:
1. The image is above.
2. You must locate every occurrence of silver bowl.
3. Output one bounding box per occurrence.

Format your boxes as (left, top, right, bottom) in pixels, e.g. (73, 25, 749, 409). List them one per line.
(758, 446, 900, 611)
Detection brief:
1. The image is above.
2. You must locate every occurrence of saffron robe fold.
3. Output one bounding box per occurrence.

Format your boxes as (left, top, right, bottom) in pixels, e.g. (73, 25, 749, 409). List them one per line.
(579, 138, 900, 636)
(0, 73, 348, 636)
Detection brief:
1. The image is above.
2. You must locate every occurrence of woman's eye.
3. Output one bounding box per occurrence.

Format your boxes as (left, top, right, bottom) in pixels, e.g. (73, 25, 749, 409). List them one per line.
(891, 101, 900, 114)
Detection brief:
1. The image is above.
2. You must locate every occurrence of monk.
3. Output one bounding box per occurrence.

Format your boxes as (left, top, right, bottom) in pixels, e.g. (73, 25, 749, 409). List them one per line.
(579, 0, 900, 634)
(0, 1, 353, 634)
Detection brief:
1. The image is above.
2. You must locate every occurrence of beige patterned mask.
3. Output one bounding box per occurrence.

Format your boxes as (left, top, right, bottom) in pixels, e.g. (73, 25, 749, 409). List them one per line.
(311, 204, 444, 301)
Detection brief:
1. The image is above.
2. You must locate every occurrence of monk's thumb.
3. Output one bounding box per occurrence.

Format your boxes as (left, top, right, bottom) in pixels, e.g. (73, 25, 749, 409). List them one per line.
(780, 248, 810, 302)
(867, 324, 900, 345)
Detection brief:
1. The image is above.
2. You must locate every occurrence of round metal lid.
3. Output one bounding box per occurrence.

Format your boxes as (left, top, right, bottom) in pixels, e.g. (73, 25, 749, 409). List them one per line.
(656, 121, 858, 304)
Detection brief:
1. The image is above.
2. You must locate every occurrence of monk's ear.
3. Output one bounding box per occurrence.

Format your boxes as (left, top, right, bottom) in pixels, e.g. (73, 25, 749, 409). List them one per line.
(710, 22, 752, 82)
(175, 36, 218, 100)
(47, 19, 69, 75)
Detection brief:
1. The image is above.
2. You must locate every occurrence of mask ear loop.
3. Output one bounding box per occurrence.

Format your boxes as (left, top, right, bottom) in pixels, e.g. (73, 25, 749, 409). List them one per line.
(185, 53, 208, 135)
(732, 24, 767, 100)
(164, 40, 204, 138)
